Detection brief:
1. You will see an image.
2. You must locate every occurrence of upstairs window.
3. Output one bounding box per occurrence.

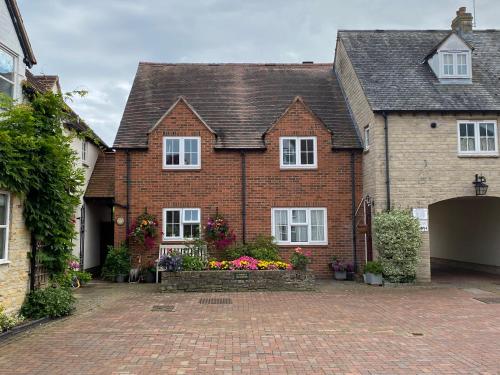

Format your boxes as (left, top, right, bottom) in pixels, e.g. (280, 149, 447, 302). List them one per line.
(82, 140, 88, 162)
(0, 47, 15, 98)
(441, 52, 469, 78)
(458, 121, 498, 155)
(0, 192, 10, 262)
(272, 208, 327, 245)
(163, 137, 201, 170)
(280, 137, 317, 169)
(163, 208, 200, 240)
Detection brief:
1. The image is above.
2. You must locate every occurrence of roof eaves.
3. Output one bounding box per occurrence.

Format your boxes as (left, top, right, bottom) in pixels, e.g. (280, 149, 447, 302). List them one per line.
(5, 0, 36, 67)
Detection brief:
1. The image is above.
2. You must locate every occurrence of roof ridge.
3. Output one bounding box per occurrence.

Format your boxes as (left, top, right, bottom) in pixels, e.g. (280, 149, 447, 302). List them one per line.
(138, 62, 333, 67)
(338, 29, 500, 32)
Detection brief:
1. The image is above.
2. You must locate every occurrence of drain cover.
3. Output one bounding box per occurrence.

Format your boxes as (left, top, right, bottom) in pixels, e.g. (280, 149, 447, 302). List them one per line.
(151, 305, 175, 312)
(199, 297, 232, 305)
(473, 297, 500, 304)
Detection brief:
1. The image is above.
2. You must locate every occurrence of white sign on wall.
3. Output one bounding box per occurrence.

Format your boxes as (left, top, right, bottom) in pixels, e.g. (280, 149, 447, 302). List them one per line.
(412, 208, 428, 232)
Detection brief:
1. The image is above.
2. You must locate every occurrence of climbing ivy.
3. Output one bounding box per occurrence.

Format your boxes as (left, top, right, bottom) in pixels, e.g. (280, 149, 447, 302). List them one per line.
(0, 91, 85, 274)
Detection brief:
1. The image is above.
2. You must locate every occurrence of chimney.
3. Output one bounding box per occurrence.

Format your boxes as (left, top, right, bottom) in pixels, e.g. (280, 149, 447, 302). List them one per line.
(451, 7, 473, 34)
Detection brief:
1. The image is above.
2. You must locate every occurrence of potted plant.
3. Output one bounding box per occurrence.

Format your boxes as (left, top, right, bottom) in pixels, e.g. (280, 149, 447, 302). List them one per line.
(364, 260, 383, 285)
(331, 259, 348, 280)
(289, 247, 311, 271)
(140, 260, 156, 283)
(102, 244, 131, 282)
(158, 251, 183, 272)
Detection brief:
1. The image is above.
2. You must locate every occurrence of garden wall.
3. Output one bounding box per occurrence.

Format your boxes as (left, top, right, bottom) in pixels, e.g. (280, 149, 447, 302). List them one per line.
(160, 270, 315, 292)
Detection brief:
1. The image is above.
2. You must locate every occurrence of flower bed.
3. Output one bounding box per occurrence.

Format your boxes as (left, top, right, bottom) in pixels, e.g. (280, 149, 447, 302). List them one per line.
(208, 256, 290, 271)
(160, 269, 315, 292)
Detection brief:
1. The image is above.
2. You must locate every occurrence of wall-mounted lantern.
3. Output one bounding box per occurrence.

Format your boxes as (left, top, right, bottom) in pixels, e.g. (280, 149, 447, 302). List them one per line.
(472, 174, 488, 196)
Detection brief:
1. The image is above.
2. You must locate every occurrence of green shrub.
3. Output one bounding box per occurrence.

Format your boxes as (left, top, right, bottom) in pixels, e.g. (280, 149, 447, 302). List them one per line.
(224, 236, 281, 261)
(246, 235, 281, 261)
(101, 244, 130, 279)
(53, 270, 92, 288)
(21, 287, 75, 319)
(0, 305, 23, 332)
(182, 255, 206, 271)
(373, 209, 421, 283)
(363, 261, 383, 275)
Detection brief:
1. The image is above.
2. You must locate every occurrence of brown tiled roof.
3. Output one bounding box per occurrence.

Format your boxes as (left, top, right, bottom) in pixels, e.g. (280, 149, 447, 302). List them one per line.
(5, 0, 36, 67)
(115, 63, 361, 149)
(84, 152, 115, 199)
(24, 70, 109, 149)
(32, 75, 60, 93)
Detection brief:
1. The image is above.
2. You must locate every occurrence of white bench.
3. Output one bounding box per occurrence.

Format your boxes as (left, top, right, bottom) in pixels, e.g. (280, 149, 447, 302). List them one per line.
(156, 244, 208, 283)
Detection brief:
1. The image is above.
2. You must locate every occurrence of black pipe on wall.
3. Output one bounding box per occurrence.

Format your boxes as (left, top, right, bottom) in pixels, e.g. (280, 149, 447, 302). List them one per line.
(383, 112, 391, 211)
(126, 150, 131, 241)
(241, 151, 247, 244)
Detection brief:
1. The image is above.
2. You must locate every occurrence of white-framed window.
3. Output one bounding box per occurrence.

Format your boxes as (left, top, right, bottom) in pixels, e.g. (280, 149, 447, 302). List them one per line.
(163, 208, 200, 241)
(364, 125, 370, 151)
(82, 140, 88, 162)
(0, 46, 15, 98)
(441, 51, 470, 78)
(0, 192, 10, 263)
(279, 137, 317, 169)
(457, 121, 498, 156)
(271, 208, 327, 245)
(163, 137, 201, 170)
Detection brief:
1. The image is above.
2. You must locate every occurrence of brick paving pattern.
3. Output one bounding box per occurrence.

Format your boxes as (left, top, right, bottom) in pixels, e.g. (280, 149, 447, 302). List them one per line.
(0, 279, 499, 374)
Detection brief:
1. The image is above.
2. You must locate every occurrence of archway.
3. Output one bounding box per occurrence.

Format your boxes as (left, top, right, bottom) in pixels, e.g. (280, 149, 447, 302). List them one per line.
(429, 196, 500, 281)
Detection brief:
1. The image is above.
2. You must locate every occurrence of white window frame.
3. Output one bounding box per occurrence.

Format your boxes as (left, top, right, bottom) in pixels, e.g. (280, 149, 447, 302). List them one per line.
(0, 45, 17, 99)
(364, 125, 370, 151)
(279, 137, 317, 169)
(162, 208, 201, 241)
(81, 139, 87, 162)
(162, 136, 201, 170)
(271, 207, 327, 245)
(0, 191, 10, 263)
(457, 120, 498, 156)
(440, 51, 470, 79)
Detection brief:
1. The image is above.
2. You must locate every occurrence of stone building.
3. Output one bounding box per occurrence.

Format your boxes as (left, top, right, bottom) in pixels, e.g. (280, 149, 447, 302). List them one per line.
(0, 0, 37, 313)
(335, 7, 500, 280)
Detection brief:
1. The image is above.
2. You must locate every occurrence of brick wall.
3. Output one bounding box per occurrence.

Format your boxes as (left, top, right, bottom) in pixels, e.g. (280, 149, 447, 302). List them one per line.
(114, 99, 362, 278)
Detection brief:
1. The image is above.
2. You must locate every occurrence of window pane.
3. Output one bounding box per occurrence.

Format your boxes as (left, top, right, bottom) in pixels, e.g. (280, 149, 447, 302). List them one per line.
(311, 210, 325, 241)
(443, 54, 454, 75)
(0, 228, 5, 259)
(283, 139, 296, 165)
(0, 49, 14, 82)
(460, 138, 467, 151)
(184, 139, 199, 165)
(0, 194, 7, 225)
(165, 139, 180, 165)
(166, 210, 180, 237)
(0, 78, 13, 97)
(300, 139, 314, 165)
(183, 224, 200, 239)
(291, 209, 306, 224)
(274, 210, 288, 242)
(487, 124, 495, 137)
(291, 225, 308, 242)
(184, 209, 199, 222)
(457, 54, 467, 75)
(459, 123, 466, 137)
(488, 138, 495, 151)
(480, 123, 486, 137)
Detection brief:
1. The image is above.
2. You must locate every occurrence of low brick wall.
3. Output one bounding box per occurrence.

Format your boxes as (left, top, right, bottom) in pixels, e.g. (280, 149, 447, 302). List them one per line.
(160, 270, 315, 292)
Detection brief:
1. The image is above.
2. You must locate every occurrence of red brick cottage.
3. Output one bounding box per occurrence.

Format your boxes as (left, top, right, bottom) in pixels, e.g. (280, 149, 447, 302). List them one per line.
(112, 63, 363, 277)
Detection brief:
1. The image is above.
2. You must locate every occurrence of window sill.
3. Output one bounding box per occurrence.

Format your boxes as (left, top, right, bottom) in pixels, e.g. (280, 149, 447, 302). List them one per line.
(276, 243, 328, 246)
(0, 260, 11, 265)
(280, 166, 318, 171)
(458, 153, 499, 158)
(162, 166, 201, 171)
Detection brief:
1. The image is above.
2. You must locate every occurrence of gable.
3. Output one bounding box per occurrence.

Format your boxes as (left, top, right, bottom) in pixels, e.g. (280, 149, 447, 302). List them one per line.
(0, 0, 22, 57)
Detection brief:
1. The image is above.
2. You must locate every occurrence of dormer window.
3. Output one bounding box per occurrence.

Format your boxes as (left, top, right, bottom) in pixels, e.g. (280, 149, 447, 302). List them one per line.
(441, 52, 469, 78)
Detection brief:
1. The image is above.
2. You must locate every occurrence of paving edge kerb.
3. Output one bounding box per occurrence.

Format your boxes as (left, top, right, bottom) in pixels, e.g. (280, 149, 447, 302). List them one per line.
(0, 317, 52, 342)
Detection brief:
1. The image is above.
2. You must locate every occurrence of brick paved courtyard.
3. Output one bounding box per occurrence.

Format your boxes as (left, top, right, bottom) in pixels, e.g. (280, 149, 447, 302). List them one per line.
(0, 278, 499, 375)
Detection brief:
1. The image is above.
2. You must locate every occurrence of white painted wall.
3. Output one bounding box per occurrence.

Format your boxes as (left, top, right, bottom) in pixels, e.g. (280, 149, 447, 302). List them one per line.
(0, 0, 27, 102)
(429, 197, 500, 267)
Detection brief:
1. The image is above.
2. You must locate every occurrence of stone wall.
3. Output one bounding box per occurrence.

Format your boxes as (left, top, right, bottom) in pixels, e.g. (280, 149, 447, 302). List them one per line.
(161, 270, 315, 292)
(0, 194, 31, 314)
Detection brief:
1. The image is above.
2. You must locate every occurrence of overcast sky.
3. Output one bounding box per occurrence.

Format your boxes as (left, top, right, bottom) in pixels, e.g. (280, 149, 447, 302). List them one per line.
(18, 0, 499, 146)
